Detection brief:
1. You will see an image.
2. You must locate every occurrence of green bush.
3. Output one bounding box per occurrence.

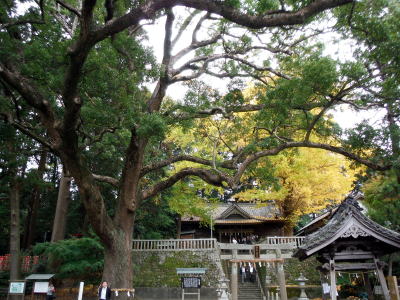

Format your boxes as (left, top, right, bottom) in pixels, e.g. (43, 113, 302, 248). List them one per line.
(33, 237, 104, 283)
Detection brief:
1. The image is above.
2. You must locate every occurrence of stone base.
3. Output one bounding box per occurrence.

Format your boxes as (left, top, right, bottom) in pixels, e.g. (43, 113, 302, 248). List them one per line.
(134, 287, 218, 300)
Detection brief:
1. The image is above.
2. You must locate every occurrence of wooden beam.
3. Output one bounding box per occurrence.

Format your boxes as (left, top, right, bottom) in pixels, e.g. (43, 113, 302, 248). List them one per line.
(322, 251, 375, 261)
(220, 253, 292, 260)
(364, 272, 375, 300)
(374, 258, 390, 300)
(231, 249, 238, 300)
(276, 249, 288, 300)
(321, 263, 376, 271)
(230, 258, 284, 263)
(330, 259, 337, 300)
(387, 276, 399, 300)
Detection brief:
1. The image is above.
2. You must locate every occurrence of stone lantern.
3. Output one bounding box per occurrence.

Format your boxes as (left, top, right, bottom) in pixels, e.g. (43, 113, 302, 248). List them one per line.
(296, 273, 309, 300)
(217, 277, 230, 300)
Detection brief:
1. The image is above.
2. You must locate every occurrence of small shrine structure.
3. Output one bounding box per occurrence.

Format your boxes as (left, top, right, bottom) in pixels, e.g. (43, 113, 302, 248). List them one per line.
(179, 202, 285, 241)
(294, 194, 400, 300)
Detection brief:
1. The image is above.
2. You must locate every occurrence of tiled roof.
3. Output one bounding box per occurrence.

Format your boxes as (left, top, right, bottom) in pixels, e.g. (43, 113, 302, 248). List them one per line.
(295, 207, 338, 235)
(181, 202, 281, 222)
(215, 219, 264, 224)
(294, 193, 400, 260)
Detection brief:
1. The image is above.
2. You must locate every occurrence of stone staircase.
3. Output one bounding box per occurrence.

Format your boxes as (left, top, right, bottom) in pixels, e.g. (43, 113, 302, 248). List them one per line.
(238, 280, 263, 300)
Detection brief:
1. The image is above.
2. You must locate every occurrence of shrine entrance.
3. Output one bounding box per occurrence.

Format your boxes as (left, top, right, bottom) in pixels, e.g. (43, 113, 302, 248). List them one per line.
(294, 195, 400, 300)
(228, 253, 288, 300)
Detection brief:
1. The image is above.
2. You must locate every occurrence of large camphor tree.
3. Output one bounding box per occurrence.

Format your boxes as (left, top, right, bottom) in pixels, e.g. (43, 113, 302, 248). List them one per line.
(1, 0, 397, 294)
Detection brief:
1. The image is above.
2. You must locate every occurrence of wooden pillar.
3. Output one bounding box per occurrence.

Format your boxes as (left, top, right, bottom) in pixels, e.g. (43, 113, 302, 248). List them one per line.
(176, 215, 181, 239)
(231, 249, 238, 300)
(387, 276, 399, 300)
(329, 259, 337, 300)
(275, 249, 287, 300)
(374, 258, 390, 300)
(363, 271, 375, 300)
(319, 271, 329, 300)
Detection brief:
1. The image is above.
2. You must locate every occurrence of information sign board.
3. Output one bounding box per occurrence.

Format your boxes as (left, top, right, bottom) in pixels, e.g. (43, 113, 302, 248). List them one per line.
(34, 281, 49, 293)
(254, 246, 260, 258)
(9, 281, 26, 294)
(181, 277, 201, 289)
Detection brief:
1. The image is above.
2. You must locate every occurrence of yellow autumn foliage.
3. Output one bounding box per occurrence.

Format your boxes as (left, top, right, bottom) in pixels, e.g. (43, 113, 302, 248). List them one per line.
(236, 147, 362, 232)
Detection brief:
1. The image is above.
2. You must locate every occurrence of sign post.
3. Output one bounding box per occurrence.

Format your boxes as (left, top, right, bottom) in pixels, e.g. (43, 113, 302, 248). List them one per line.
(9, 281, 26, 295)
(176, 268, 207, 300)
(254, 246, 260, 259)
(77, 282, 84, 300)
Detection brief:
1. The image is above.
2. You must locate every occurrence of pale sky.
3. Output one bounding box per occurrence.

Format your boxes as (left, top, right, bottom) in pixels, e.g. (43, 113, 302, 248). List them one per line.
(142, 10, 383, 131)
(15, 2, 383, 131)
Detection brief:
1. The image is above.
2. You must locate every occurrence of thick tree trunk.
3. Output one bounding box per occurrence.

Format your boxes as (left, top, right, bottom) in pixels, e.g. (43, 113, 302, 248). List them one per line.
(281, 197, 295, 236)
(102, 221, 134, 300)
(51, 169, 72, 242)
(23, 149, 47, 249)
(176, 215, 181, 239)
(386, 104, 400, 184)
(283, 223, 294, 236)
(57, 133, 143, 295)
(9, 178, 21, 300)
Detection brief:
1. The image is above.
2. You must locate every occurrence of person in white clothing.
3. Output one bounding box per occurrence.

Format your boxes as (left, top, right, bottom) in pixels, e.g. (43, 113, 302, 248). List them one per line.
(241, 265, 246, 283)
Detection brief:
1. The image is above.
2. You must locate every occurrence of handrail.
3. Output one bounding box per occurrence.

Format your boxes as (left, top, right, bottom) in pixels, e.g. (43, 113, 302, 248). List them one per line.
(132, 236, 305, 251)
(132, 238, 217, 251)
(265, 236, 305, 247)
(256, 269, 267, 300)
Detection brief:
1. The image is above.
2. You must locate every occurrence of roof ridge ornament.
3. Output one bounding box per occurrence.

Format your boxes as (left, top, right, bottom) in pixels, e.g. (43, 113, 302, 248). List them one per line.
(341, 224, 370, 239)
(343, 188, 364, 211)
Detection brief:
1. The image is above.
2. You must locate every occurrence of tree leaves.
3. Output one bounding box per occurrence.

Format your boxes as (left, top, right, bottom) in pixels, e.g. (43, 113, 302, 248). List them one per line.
(33, 238, 104, 281)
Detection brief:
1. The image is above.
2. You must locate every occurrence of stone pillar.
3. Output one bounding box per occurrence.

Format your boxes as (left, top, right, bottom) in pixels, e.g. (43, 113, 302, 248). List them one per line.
(275, 249, 287, 300)
(374, 258, 390, 300)
(231, 249, 238, 300)
(329, 259, 337, 300)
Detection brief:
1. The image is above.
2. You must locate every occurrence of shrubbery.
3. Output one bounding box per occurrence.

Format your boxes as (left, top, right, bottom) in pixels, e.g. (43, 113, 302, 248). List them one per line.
(33, 238, 104, 284)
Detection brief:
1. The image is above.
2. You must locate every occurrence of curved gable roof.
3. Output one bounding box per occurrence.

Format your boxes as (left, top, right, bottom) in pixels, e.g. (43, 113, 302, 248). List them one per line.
(218, 203, 252, 219)
(181, 202, 281, 222)
(295, 196, 400, 259)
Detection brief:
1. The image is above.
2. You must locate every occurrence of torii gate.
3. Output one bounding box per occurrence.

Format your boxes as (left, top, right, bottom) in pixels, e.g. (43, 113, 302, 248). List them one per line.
(294, 195, 400, 300)
(228, 252, 288, 300)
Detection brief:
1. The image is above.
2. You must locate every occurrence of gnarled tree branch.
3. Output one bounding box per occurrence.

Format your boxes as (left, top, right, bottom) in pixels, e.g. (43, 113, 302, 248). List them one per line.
(92, 173, 119, 186)
(141, 167, 231, 200)
(141, 154, 235, 177)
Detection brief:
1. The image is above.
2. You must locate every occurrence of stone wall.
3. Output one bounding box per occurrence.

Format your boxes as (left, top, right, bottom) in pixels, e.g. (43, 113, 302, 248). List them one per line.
(132, 250, 224, 288)
(134, 287, 218, 300)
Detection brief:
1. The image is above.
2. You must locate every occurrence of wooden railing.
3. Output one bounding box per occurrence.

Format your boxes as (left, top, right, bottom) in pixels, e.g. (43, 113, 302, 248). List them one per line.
(132, 238, 217, 251)
(132, 236, 305, 251)
(265, 236, 305, 248)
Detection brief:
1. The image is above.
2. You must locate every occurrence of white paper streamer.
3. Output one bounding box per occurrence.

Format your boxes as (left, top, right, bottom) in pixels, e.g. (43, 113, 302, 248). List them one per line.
(127, 291, 130, 297)
(115, 291, 118, 297)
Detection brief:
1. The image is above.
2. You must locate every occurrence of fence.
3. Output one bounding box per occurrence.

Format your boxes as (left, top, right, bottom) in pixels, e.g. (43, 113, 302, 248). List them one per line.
(132, 237, 305, 252)
(264, 236, 305, 248)
(0, 254, 41, 272)
(132, 238, 217, 251)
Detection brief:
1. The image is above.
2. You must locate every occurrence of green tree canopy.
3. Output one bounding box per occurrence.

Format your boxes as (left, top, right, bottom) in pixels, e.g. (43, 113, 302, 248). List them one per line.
(1, 0, 398, 291)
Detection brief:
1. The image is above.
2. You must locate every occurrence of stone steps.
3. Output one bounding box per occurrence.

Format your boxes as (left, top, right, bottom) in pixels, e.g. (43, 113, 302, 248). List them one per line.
(238, 281, 263, 300)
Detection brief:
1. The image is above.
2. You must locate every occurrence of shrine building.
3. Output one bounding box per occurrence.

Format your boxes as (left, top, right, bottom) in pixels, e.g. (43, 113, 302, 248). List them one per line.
(179, 202, 285, 242)
(294, 194, 400, 300)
